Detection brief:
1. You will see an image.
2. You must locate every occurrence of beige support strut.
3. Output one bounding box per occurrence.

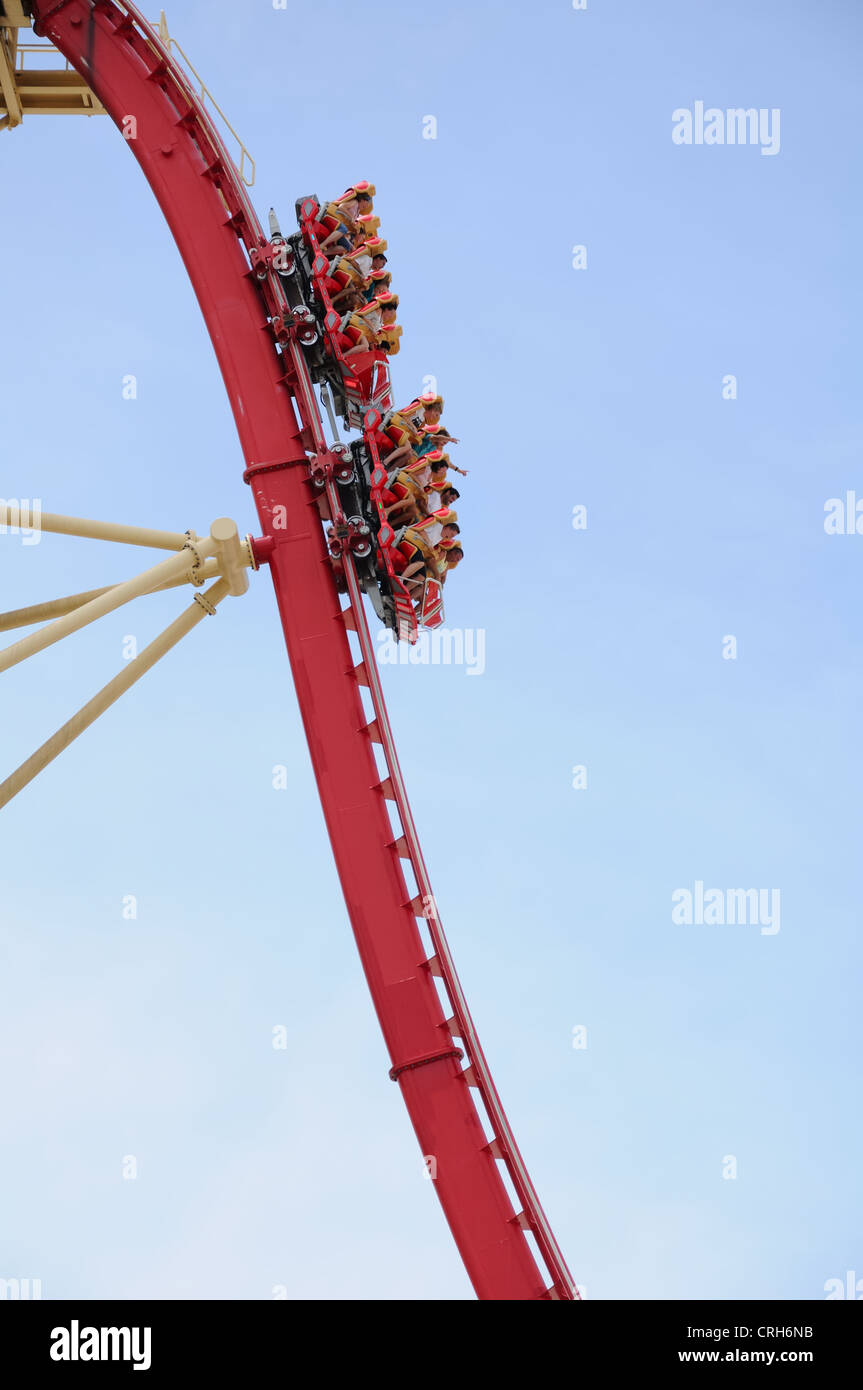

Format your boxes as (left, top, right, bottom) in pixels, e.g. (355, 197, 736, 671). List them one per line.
(0, 504, 193, 551)
(0, 559, 221, 633)
(0, 518, 253, 634)
(0, 577, 231, 810)
(0, 538, 217, 674)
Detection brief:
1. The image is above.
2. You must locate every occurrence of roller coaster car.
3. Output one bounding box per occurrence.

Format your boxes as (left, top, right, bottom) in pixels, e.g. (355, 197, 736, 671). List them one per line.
(287, 196, 393, 429)
(362, 409, 445, 641)
(270, 232, 355, 428)
(350, 437, 424, 643)
(308, 437, 416, 643)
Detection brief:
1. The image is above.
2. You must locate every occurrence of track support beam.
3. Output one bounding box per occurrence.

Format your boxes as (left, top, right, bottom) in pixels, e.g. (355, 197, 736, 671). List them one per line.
(0, 577, 230, 809)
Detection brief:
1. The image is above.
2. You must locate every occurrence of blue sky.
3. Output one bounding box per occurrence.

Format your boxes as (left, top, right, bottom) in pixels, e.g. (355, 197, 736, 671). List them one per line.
(1, 0, 861, 1300)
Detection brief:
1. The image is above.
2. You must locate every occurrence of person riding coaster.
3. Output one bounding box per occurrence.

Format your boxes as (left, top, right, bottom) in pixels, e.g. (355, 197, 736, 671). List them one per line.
(318, 255, 365, 303)
(354, 290, 398, 337)
(437, 543, 463, 581)
(381, 488, 422, 527)
(335, 182, 376, 220)
(400, 391, 444, 431)
(332, 299, 400, 362)
(307, 206, 353, 255)
(377, 325, 402, 357)
(411, 509, 459, 549)
(387, 525, 439, 597)
(413, 421, 460, 458)
(437, 484, 460, 512)
(366, 403, 420, 471)
(400, 396, 460, 456)
(344, 234, 387, 276)
(429, 449, 468, 481)
(403, 453, 432, 489)
(305, 182, 376, 252)
(334, 299, 402, 363)
(331, 311, 376, 358)
(363, 268, 391, 302)
(318, 237, 387, 317)
(381, 464, 430, 524)
(353, 212, 381, 240)
(424, 452, 465, 504)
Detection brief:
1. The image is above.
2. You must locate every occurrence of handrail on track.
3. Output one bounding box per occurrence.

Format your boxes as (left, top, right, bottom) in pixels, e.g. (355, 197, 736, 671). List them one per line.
(147, 10, 255, 187)
(3, 7, 254, 177)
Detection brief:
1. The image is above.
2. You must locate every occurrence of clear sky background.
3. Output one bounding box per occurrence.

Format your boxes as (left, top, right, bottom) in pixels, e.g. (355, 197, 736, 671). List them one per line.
(1, 0, 861, 1300)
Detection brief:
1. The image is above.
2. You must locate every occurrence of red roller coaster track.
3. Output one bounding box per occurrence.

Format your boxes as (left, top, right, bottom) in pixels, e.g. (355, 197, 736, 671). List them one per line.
(29, 0, 578, 1300)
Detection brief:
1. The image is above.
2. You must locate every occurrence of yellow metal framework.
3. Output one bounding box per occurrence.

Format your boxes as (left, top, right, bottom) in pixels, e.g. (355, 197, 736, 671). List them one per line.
(0, 6, 254, 183)
(0, 1, 103, 127)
